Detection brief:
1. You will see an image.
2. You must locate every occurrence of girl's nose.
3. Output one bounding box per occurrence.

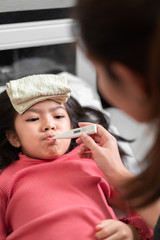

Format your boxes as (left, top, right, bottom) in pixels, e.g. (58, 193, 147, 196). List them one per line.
(43, 119, 56, 131)
(44, 125, 55, 131)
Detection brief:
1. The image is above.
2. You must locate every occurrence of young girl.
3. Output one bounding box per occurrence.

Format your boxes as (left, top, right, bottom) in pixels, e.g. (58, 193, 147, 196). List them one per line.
(0, 74, 152, 239)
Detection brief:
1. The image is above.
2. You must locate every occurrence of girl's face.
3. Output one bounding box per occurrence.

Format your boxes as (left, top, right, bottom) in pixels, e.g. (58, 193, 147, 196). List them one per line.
(9, 100, 72, 160)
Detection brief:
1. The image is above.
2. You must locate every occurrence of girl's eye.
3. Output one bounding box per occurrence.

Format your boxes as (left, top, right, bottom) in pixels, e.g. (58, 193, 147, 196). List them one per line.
(26, 118, 39, 122)
(54, 115, 64, 119)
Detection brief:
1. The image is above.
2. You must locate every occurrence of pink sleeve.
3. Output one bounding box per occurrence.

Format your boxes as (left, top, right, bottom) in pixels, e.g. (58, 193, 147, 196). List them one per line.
(0, 189, 7, 239)
(119, 216, 153, 240)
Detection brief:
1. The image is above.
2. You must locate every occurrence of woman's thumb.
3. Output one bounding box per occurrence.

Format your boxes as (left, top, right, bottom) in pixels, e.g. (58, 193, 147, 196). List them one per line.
(81, 132, 98, 152)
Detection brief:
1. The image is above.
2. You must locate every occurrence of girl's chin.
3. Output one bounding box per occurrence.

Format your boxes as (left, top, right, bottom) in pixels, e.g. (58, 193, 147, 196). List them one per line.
(40, 153, 64, 161)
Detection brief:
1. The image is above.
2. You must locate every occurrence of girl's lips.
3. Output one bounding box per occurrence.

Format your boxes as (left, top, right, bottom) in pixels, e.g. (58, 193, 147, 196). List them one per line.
(45, 135, 56, 141)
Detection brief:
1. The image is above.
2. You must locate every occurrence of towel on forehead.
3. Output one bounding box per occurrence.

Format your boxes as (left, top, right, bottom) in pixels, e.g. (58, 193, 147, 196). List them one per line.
(6, 74, 71, 114)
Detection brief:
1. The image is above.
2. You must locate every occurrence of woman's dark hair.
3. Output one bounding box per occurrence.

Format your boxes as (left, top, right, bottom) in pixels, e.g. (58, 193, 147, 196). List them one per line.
(0, 90, 129, 171)
(73, 0, 160, 207)
(73, 0, 160, 75)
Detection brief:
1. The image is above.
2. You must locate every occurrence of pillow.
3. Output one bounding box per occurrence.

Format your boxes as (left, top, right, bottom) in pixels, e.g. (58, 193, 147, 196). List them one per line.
(0, 86, 5, 93)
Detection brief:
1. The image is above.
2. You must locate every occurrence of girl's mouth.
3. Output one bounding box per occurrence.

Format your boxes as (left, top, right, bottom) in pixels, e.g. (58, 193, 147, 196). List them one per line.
(45, 135, 56, 141)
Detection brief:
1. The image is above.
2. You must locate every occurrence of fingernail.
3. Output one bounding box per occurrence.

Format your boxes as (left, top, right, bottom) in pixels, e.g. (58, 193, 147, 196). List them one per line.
(81, 132, 87, 138)
(96, 222, 105, 229)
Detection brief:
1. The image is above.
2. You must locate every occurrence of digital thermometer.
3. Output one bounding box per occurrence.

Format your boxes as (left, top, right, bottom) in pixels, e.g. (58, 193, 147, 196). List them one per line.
(52, 124, 97, 139)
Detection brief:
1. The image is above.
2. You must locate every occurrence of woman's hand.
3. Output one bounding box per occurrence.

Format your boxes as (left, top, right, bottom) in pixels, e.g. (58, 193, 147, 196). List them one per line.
(76, 122, 133, 188)
(95, 219, 140, 240)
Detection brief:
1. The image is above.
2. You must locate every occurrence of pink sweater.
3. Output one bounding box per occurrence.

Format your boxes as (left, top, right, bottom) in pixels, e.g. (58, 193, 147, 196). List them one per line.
(0, 147, 152, 240)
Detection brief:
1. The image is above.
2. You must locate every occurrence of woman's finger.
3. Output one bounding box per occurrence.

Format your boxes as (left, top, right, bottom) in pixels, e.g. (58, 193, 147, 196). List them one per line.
(77, 122, 132, 188)
(78, 122, 112, 139)
(79, 132, 100, 154)
(78, 122, 117, 147)
(95, 220, 117, 239)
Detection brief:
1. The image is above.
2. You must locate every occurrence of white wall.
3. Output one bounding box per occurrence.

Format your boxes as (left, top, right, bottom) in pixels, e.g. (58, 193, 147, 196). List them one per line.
(0, 0, 76, 12)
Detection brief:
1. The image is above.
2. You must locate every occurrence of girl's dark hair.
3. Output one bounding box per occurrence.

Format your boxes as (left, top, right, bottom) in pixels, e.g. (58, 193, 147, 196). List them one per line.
(0, 91, 21, 170)
(0, 90, 129, 171)
(65, 96, 131, 158)
(73, 0, 160, 207)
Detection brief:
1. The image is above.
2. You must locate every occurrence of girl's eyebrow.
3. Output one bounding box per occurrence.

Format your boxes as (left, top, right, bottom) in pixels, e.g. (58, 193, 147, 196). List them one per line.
(25, 106, 66, 114)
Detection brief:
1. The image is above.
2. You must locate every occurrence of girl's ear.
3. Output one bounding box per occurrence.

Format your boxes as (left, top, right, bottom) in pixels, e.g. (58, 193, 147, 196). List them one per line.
(6, 130, 21, 148)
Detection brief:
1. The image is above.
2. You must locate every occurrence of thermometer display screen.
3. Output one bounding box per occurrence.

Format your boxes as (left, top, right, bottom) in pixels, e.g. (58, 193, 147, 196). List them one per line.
(74, 130, 81, 134)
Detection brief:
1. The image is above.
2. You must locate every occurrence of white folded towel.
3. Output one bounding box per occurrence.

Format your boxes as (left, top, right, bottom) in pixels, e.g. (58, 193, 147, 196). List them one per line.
(6, 74, 71, 114)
